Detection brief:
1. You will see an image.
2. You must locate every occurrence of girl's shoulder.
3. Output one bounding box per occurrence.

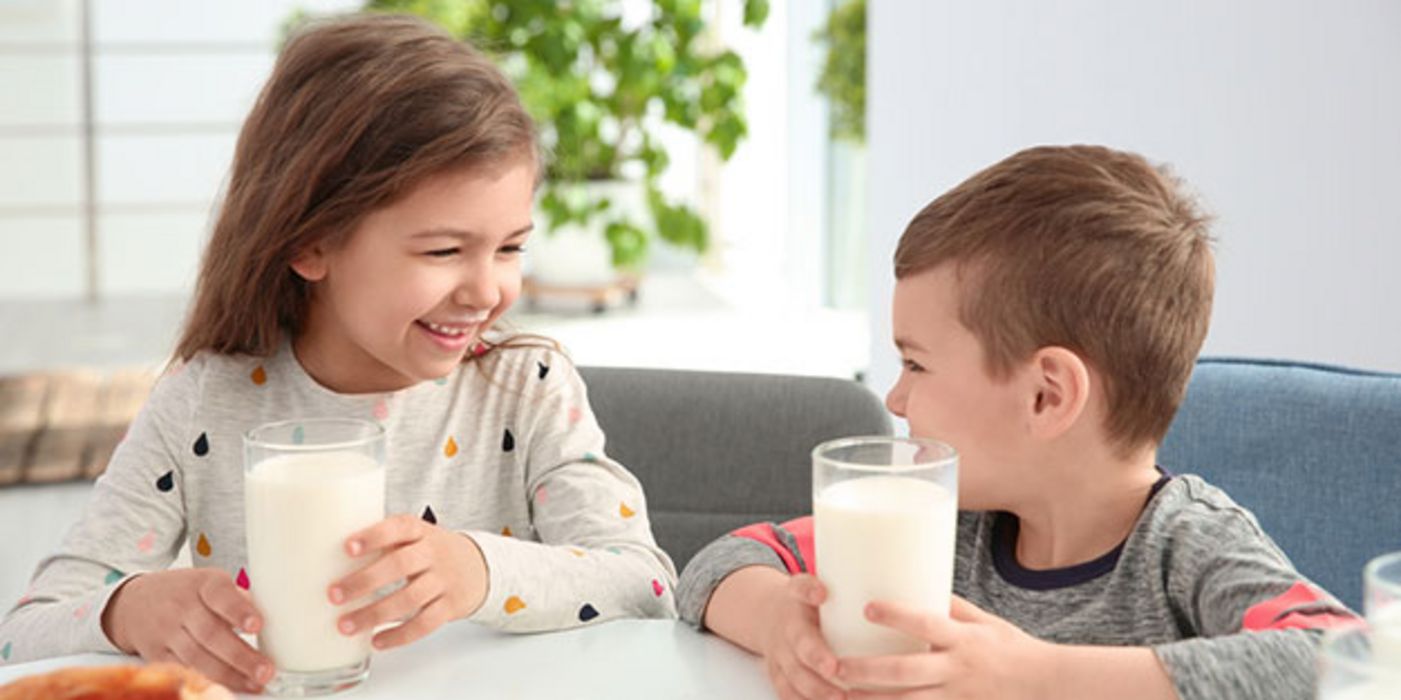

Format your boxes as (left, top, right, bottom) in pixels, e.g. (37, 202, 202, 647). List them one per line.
(462, 337, 583, 399)
(153, 350, 275, 405)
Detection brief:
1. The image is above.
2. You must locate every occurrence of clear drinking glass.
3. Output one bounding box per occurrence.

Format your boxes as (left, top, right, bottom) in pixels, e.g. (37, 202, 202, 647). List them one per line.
(812, 436, 959, 659)
(244, 418, 387, 696)
(1318, 627, 1401, 699)
(1364, 551, 1401, 680)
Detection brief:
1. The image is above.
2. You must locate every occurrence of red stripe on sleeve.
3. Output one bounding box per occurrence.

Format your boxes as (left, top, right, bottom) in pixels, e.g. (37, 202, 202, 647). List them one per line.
(1241, 581, 1363, 632)
(732, 516, 816, 575)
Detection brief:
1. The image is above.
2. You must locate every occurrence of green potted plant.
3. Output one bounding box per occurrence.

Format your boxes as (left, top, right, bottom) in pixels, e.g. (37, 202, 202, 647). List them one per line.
(364, 0, 769, 303)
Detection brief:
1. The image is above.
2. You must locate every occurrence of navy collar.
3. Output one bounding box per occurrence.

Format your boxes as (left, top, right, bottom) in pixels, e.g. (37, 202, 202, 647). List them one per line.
(990, 468, 1173, 591)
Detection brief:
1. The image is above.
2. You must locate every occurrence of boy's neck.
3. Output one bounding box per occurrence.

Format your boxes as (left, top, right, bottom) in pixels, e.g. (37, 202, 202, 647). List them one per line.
(1008, 446, 1162, 571)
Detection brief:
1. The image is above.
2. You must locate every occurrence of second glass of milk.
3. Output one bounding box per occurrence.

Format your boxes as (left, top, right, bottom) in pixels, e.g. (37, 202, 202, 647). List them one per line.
(244, 418, 387, 696)
(813, 436, 958, 659)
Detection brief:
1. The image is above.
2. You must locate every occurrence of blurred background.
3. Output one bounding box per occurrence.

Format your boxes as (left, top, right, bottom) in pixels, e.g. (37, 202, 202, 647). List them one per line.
(2, 0, 1399, 385)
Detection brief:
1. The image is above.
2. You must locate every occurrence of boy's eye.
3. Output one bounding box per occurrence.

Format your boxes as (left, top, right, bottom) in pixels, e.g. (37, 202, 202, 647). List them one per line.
(425, 248, 459, 258)
(498, 244, 527, 255)
(902, 359, 925, 373)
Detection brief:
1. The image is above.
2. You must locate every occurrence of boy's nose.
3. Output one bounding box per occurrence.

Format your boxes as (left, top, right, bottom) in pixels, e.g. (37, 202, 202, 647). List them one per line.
(885, 386, 907, 418)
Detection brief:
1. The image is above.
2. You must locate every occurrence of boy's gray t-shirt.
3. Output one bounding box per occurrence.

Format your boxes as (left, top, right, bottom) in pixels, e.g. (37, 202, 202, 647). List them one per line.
(677, 474, 1357, 700)
(1, 341, 677, 664)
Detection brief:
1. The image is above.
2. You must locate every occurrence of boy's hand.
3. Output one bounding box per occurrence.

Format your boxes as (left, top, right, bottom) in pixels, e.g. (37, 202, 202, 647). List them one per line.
(760, 575, 846, 700)
(329, 514, 489, 650)
(101, 568, 274, 694)
(838, 596, 1051, 699)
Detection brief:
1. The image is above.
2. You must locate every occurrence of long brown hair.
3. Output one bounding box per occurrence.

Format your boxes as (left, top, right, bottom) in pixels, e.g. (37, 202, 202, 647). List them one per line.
(895, 145, 1215, 453)
(175, 13, 538, 362)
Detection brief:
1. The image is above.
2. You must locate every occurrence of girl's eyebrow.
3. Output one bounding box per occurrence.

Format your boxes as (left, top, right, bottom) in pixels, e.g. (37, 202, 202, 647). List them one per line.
(410, 224, 534, 239)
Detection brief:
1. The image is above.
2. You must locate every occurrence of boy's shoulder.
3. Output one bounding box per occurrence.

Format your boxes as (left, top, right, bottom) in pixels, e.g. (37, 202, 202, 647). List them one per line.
(1133, 473, 1290, 565)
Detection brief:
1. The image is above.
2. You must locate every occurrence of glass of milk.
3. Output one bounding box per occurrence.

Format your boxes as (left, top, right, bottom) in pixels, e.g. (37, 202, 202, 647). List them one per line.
(1364, 551, 1401, 675)
(244, 418, 387, 696)
(1318, 627, 1401, 699)
(812, 436, 958, 660)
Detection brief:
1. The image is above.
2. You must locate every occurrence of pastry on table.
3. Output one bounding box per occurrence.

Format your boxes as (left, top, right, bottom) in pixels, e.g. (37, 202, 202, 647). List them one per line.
(0, 662, 234, 699)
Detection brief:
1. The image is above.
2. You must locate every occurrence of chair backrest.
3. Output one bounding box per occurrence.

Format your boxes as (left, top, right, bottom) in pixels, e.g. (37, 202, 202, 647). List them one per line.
(580, 367, 892, 569)
(1160, 358, 1401, 611)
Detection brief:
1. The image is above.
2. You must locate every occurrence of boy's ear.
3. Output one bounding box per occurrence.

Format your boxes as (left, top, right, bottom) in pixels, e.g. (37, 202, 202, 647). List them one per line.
(1026, 347, 1091, 440)
(290, 245, 328, 282)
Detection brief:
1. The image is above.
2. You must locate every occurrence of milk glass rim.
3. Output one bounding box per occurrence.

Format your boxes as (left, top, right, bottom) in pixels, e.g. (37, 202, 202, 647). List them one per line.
(243, 417, 386, 453)
(1365, 550, 1401, 594)
(812, 435, 958, 474)
(1318, 626, 1401, 682)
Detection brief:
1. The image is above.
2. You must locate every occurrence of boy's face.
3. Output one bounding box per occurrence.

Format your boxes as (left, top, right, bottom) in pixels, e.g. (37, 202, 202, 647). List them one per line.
(292, 159, 536, 393)
(887, 265, 1031, 511)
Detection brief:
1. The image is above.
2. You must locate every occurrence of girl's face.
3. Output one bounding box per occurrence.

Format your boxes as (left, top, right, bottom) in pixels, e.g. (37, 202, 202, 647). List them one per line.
(292, 159, 536, 394)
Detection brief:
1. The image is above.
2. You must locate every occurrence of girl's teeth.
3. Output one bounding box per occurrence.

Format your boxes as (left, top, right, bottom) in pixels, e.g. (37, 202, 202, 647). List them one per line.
(426, 322, 467, 336)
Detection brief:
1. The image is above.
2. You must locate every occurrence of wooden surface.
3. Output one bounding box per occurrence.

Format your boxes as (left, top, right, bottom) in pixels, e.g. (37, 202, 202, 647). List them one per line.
(0, 370, 155, 486)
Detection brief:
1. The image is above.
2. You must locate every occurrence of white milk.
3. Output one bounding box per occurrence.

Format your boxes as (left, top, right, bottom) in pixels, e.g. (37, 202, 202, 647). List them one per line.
(1372, 606, 1401, 679)
(245, 451, 385, 672)
(815, 475, 957, 657)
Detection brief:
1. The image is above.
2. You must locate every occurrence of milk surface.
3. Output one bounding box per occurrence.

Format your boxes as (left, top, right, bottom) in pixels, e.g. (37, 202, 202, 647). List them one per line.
(815, 476, 956, 657)
(245, 451, 385, 672)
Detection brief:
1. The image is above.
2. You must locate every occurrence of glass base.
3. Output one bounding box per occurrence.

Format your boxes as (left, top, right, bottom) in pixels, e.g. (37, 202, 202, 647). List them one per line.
(263, 658, 370, 697)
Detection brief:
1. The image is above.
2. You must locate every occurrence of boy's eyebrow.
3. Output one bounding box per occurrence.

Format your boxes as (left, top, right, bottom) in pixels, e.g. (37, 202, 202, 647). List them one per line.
(410, 224, 534, 239)
(894, 337, 926, 352)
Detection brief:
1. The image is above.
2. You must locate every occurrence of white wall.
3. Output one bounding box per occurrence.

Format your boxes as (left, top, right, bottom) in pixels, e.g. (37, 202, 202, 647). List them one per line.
(866, 0, 1401, 401)
(0, 0, 359, 300)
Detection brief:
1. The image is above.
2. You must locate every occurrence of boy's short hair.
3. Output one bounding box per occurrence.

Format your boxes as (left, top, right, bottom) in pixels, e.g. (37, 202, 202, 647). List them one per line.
(895, 145, 1214, 452)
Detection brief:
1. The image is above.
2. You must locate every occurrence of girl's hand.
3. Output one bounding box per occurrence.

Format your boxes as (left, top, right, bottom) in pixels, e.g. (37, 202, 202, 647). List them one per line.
(101, 568, 274, 694)
(761, 575, 846, 700)
(837, 596, 1052, 700)
(329, 514, 489, 650)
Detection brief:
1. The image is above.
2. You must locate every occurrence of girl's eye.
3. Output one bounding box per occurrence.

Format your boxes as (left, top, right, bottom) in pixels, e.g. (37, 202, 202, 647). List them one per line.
(902, 359, 925, 373)
(426, 248, 459, 258)
(499, 244, 527, 255)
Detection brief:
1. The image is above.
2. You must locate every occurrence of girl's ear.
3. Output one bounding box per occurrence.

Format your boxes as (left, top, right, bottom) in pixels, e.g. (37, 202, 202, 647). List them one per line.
(290, 245, 328, 282)
(1026, 346, 1092, 441)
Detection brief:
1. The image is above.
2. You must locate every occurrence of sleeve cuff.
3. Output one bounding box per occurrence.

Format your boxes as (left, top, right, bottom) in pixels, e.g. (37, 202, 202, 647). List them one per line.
(676, 535, 787, 630)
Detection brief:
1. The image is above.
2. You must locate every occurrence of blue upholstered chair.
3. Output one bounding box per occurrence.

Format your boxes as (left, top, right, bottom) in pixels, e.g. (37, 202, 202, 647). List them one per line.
(1160, 358, 1401, 611)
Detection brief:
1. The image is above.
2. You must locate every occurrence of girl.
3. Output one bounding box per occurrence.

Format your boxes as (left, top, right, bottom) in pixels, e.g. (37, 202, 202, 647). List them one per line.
(0, 14, 676, 693)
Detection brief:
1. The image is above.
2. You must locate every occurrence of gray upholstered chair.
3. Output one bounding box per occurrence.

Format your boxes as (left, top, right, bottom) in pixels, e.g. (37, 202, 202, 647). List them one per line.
(581, 367, 892, 570)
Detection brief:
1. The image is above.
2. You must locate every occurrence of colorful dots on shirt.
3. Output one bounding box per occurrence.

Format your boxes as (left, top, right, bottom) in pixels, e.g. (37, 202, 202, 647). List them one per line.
(504, 596, 526, 614)
(73, 603, 90, 621)
(104, 569, 124, 586)
(501, 526, 513, 538)
(567, 406, 582, 425)
(136, 529, 156, 554)
(577, 604, 600, 623)
(291, 425, 305, 445)
(537, 362, 550, 380)
(502, 429, 515, 453)
(196, 533, 212, 558)
(155, 471, 174, 492)
(235, 568, 250, 591)
(652, 579, 665, 597)
(619, 503, 636, 519)
(1, 641, 11, 661)
(582, 453, 599, 463)
(534, 486, 548, 505)
(444, 437, 459, 458)
(421, 505, 438, 525)
(434, 376, 449, 386)
(193, 433, 210, 457)
(569, 548, 586, 558)
(251, 365, 267, 386)
(372, 398, 389, 421)
(471, 342, 489, 357)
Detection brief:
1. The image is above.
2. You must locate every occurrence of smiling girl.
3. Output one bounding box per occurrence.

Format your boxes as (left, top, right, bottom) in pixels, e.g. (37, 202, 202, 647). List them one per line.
(0, 14, 676, 693)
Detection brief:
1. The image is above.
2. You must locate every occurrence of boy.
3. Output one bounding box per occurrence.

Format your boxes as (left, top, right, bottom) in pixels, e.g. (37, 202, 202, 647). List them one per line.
(677, 145, 1356, 700)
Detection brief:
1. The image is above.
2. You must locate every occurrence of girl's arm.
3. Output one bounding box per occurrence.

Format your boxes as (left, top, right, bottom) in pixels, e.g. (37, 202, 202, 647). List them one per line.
(0, 363, 196, 663)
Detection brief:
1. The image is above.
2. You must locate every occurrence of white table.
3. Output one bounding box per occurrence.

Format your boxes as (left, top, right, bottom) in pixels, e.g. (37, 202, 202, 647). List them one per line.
(0, 620, 774, 698)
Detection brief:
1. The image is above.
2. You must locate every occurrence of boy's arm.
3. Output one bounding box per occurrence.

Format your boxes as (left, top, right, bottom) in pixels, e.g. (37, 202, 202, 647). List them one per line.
(676, 516, 814, 634)
(702, 565, 790, 654)
(1149, 493, 1360, 700)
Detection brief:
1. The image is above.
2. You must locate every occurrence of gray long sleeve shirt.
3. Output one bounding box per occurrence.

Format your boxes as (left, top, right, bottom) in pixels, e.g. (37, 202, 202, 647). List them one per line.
(1, 340, 676, 664)
(678, 473, 1357, 700)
